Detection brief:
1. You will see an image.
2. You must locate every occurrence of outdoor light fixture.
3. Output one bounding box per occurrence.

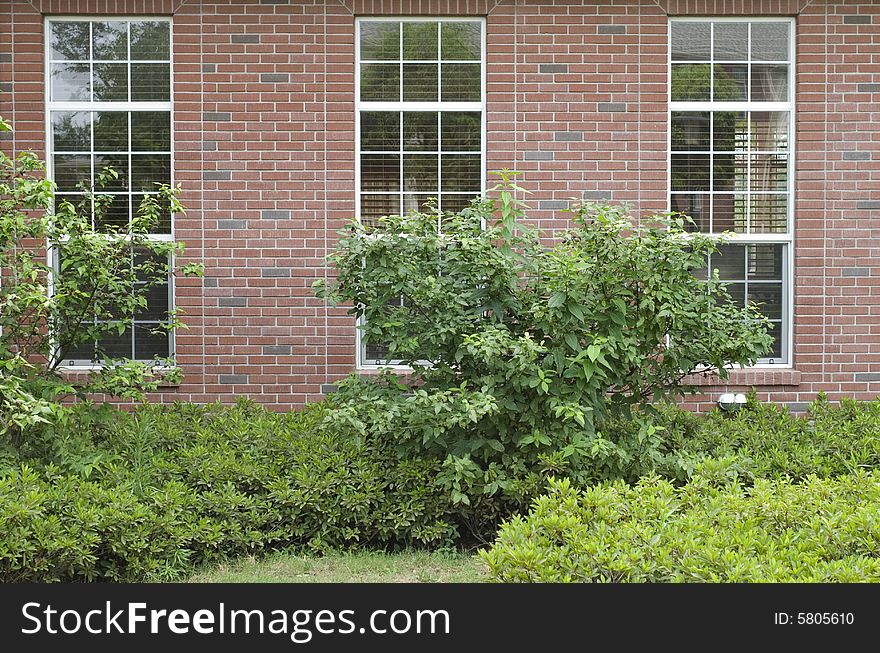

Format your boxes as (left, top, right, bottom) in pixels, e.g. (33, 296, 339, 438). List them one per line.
(717, 393, 748, 412)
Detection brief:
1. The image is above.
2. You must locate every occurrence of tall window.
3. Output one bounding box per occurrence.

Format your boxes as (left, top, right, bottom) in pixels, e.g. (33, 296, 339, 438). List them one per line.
(670, 18, 794, 364)
(46, 18, 173, 364)
(356, 17, 485, 366)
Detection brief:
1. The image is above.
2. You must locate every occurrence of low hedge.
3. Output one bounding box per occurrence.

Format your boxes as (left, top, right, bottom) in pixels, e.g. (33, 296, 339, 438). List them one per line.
(481, 472, 880, 582)
(0, 401, 456, 582)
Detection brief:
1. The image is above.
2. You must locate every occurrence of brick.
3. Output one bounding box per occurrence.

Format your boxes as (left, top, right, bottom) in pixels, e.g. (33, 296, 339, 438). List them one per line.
(218, 219, 246, 229)
(202, 141, 218, 151)
(843, 15, 872, 24)
(231, 34, 260, 44)
(320, 384, 338, 394)
(261, 268, 291, 277)
(554, 131, 583, 142)
(263, 345, 292, 355)
(784, 402, 810, 413)
(261, 0, 290, 3)
(219, 374, 249, 385)
(842, 151, 870, 161)
(261, 210, 291, 220)
(539, 64, 568, 74)
(0, 53, 11, 63)
(260, 73, 289, 83)
(857, 201, 880, 210)
(854, 373, 880, 382)
(857, 84, 880, 93)
(219, 297, 247, 308)
(524, 151, 554, 161)
(598, 25, 627, 34)
(0, 83, 12, 94)
(539, 200, 569, 210)
(203, 112, 232, 122)
(582, 191, 612, 201)
(204, 277, 219, 288)
(840, 268, 869, 277)
(201, 63, 216, 73)
(205, 171, 232, 181)
(598, 103, 627, 112)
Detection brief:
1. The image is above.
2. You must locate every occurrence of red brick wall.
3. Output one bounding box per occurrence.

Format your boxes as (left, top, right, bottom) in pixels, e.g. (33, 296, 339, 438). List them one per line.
(2, 0, 879, 411)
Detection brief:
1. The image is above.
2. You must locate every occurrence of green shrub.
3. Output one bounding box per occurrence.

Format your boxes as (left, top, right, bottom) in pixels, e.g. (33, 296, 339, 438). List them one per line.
(644, 395, 880, 482)
(317, 173, 771, 508)
(481, 472, 880, 582)
(0, 401, 457, 582)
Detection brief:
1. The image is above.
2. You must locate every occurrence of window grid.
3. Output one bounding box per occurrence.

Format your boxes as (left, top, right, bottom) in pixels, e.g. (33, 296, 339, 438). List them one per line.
(669, 18, 794, 366)
(356, 17, 486, 367)
(45, 17, 174, 366)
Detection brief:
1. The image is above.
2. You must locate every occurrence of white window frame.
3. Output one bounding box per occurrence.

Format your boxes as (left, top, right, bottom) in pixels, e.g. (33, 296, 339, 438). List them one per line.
(668, 16, 795, 367)
(44, 15, 175, 369)
(355, 16, 487, 369)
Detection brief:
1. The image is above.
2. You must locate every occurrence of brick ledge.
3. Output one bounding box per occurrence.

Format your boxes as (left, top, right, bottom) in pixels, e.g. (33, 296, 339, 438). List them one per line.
(683, 368, 801, 387)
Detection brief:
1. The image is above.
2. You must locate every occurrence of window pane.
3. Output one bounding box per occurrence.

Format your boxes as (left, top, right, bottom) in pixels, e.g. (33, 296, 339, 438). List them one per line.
(50, 22, 90, 61)
(750, 112, 788, 152)
(403, 155, 438, 192)
(360, 64, 400, 101)
(670, 64, 710, 101)
(360, 22, 400, 60)
(131, 154, 171, 192)
(441, 64, 480, 101)
(360, 194, 400, 225)
(712, 194, 747, 232)
(765, 322, 783, 359)
(131, 112, 171, 152)
(671, 154, 709, 191)
(748, 244, 783, 280)
(94, 153, 129, 191)
(93, 63, 129, 102)
(713, 22, 748, 61)
(441, 112, 481, 151)
(671, 193, 710, 232)
(721, 282, 746, 308)
(361, 155, 400, 192)
(441, 155, 481, 192)
(134, 325, 170, 359)
(749, 284, 783, 321)
(440, 194, 473, 213)
(66, 338, 98, 362)
(671, 22, 710, 61)
(93, 112, 129, 152)
(137, 283, 169, 320)
(751, 65, 788, 102)
(713, 64, 747, 101)
(361, 112, 401, 151)
(713, 245, 745, 280)
(441, 22, 481, 61)
(51, 63, 90, 102)
(713, 112, 747, 152)
(403, 22, 437, 60)
(403, 63, 438, 101)
(750, 194, 787, 233)
(97, 327, 133, 359)
(54, 155, 91, 192)
(751, 23, 789, 61)
(52, 112, 91, 152)
(403, 193, 434, 214)
(671, 112, 709, 151)
(712, 154, 746, 192)
(95, 195, 130, 230)
(93, 21, 128, 61)
(130, 21, 170, 61)
(403, 112, 438, 152)
(131, 64, 170, 101)
(751, 154, 787, 191)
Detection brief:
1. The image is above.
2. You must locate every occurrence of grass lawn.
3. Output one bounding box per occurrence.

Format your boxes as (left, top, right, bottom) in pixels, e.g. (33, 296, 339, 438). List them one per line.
(188, 550, 488, 583)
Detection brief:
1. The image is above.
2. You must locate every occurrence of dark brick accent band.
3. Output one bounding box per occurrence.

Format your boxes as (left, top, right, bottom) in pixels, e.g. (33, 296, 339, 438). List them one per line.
(841, 267, 869, 277)
(598, 102, 626, 112)
(554, 131, 583, 141)
(260, 73, 289, 83)
(218, 219, 246, 229)
(539, 63, 568, 74)
(261, 268, 291, 277)
(598, 24, 626, 34)
(539, 200, 569, 210)
(231, 34, 260, 44)
(261, 210, 291, 220)
(219, 297, 247, 307)
(205, 171, 232, 181)
(263, 345, 292, 355)
(219, 374, 249, 384)
(843, 15, 872, 24)
(203, 112, 232, 121)
(854, 373, 880, 382)
(524, 151, 554, 161)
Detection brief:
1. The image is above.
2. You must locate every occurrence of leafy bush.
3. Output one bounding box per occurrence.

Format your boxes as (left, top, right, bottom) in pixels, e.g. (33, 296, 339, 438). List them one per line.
(0, 115, 202, 444)
(317, 173, 771, 508)
(636, 395, 880, 482)
(481, 472, 880, 582)
(0, 401, 457, 582)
